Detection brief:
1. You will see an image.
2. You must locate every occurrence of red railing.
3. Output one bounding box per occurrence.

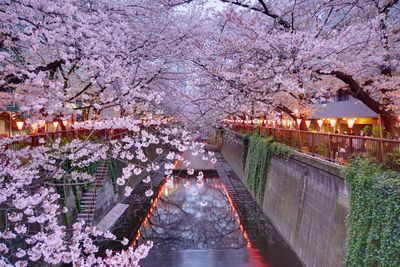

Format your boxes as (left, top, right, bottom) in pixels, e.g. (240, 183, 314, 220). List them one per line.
(5, 129, 128, 150)
(230, 124, 400, 172)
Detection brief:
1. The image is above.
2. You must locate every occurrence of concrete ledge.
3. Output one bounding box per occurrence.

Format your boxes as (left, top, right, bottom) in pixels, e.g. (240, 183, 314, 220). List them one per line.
(96, 203, 129, 231)
(291, 151, 345, 179)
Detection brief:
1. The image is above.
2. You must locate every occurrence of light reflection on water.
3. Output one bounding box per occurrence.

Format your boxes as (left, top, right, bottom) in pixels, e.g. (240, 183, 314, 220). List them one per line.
(137, 178, 250, 251)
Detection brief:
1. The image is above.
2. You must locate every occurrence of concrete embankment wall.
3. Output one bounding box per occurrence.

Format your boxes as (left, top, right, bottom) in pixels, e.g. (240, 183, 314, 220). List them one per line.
(220, 131, 348, 267)
(92, 144, 164, 225)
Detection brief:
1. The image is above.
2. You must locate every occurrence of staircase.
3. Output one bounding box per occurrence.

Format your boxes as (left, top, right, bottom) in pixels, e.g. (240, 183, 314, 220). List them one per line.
(76, 160, 108, 225)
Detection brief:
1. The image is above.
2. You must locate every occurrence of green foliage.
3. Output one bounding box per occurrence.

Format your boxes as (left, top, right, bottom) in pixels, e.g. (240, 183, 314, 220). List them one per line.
(372, 126, 381, 138)
(363, 125, 373, 136)
(246, 135, 293, 203)
(384, 147, 400, 168)
(345, 158, 400, 267)
(107, 157, 118, 192)
(315, 142, 329, 157)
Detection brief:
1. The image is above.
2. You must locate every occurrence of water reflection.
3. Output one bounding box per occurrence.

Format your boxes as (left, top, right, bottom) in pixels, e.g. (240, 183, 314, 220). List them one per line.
(137, 178, 249, 250)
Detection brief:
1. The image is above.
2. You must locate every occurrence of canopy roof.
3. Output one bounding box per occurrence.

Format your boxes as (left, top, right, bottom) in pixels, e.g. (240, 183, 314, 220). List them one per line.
(309, 99, 378, 119)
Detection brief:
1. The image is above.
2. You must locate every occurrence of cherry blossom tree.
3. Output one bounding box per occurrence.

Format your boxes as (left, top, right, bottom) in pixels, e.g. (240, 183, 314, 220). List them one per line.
(0, 0, 214, 266)
(179, 0, 400, 134)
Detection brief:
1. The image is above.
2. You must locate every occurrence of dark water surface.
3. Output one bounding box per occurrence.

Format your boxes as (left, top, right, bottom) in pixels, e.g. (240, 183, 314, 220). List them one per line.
(136, 177, 303, 267)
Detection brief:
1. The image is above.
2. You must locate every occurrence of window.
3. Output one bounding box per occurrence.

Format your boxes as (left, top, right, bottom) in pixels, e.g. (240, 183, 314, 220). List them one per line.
(336, 89, 350, 102)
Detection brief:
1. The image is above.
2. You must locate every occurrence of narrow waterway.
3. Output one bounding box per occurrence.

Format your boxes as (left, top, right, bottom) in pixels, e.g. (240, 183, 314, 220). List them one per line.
(102, 151, 304, 267)
(136, 173, 303, 266)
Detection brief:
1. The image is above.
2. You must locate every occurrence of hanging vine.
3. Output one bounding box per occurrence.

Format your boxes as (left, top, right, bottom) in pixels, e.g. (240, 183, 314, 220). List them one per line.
(107, 156, 118, 193)
(246, 135, 293, 203)
(345, 158, 400, 267)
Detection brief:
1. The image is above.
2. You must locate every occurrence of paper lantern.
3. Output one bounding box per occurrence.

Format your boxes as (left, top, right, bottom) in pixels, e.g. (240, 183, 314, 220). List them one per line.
(347, 119, 356, 129)
(329, 119, 337, 128)
(16, 121, 24, 131)
(38, 120, 46, 128)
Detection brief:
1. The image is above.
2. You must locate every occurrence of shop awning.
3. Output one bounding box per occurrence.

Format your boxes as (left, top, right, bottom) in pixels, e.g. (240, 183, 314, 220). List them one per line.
(309, 99, 378, 119)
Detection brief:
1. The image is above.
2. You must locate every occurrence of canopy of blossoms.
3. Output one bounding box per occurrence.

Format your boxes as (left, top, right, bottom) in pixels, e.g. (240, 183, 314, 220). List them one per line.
(1, 0, 399, 266)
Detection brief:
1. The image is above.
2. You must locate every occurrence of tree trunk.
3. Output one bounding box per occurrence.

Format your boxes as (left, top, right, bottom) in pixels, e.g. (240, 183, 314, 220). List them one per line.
(318, 70, 397, 136)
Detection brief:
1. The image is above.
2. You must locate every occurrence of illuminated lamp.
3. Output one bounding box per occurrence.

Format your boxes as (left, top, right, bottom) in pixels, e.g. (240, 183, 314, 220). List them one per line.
(329, 118, 337, 128)
(62, 120, 68, 127)
(296, 118, 302, 126)
(316, 119, 323, 128)
(288, 120, 293, 127)
(38, 120, 46, 128)
(53, 121, 59, 129)
(16, 121, 24, 131)
(305, 120, 311, 128)
(347, 119, 356, 129)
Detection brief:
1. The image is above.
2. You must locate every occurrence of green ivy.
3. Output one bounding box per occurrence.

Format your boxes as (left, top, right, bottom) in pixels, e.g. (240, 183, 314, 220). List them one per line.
(345, 158, 400, 267)
(107, 157, 118, 192)
(246, 135, 293, 203)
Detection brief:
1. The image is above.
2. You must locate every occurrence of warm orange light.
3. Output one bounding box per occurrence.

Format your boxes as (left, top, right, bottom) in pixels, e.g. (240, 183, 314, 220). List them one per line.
(296, 118, 302, 126)
(16, 121, 24, 131)
(329, 118, 337, 128)
(347, 119, 356, 129)
(31, 123, 38, 132)
(305, 120, 311, 128)
(62, 120, 68, 127)
(52, 121, 59, 129)
(38, 120, 46, 128)
(316, 119, 323, 128)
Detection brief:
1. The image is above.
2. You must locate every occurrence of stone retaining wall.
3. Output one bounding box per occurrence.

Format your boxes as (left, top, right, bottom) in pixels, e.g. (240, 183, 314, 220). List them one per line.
(220, 131, 348, 267)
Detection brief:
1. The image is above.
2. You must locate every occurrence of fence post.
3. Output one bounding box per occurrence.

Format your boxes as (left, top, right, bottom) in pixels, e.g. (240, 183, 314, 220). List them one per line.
(311, 132, 315, 154)
(379, 138, 384, 163)
(328, 134, 332, 159)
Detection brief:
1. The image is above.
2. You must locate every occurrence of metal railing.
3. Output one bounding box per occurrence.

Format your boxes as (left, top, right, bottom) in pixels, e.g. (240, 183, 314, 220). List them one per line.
(230, 124, 400, 172)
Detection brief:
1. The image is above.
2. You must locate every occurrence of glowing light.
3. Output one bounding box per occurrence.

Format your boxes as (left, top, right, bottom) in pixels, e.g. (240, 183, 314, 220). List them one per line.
(329, 118, 337, 128)
(296, 118, 302, 126)
(305, 120, 311, 128)
(53, 121, 59, 129)
(316, 119, 323, 128)
(38, 120, 46, 128)
(347, 118, 356, 129)
(62, 120, 68, 127)
(31, 123, 38, 133)
(16, 121, 24, 131)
